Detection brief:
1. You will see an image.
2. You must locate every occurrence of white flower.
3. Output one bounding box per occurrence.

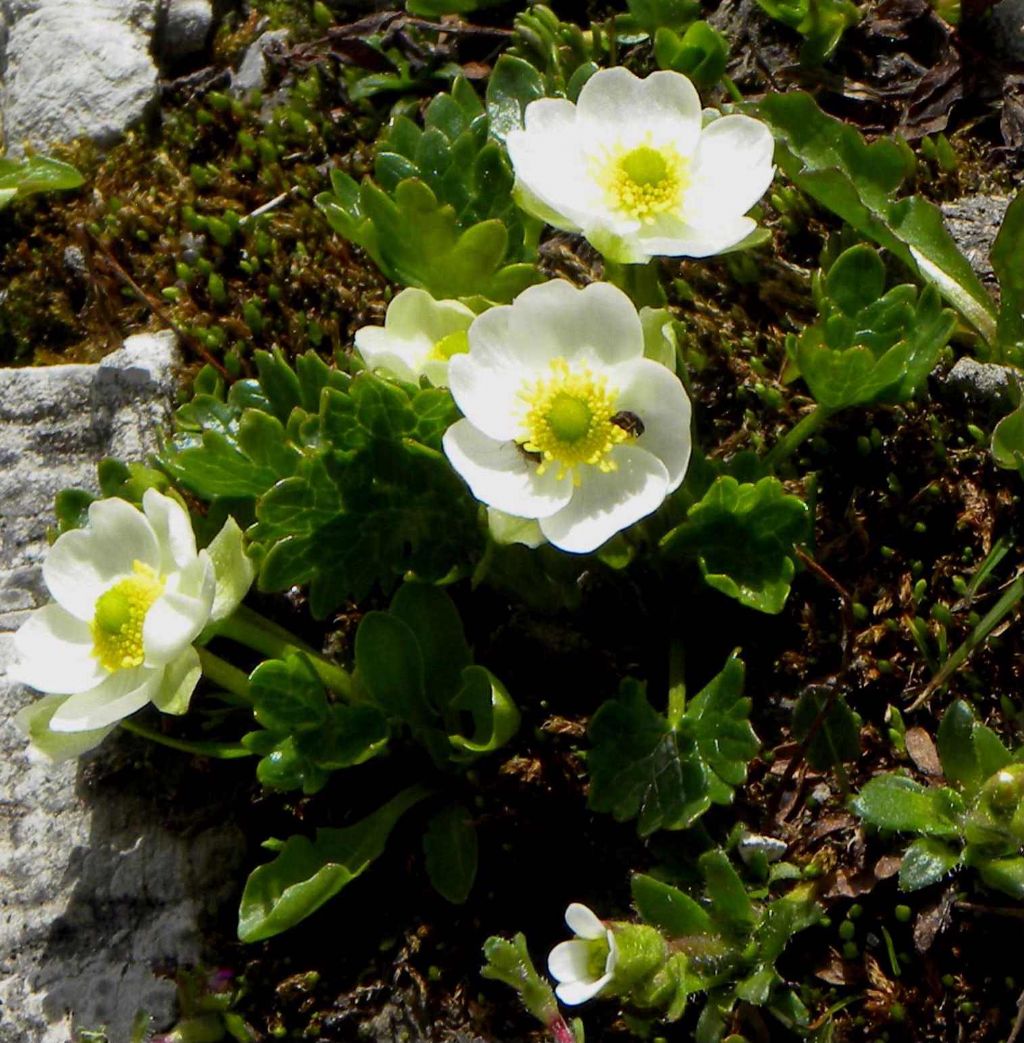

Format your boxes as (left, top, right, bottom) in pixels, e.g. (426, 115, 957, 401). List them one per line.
(442, 280, 691, 553)
(354, 287, 475, 387)
(9, 490, 254, 741)
(506, 67, 775, 264)
(548, 903, 618, 1005)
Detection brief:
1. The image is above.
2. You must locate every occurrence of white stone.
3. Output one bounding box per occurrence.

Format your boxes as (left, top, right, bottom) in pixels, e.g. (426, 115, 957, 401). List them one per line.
(1, 0, 159, 153)
(0, 332, 246, 1041)
(231, 29, 289, 95)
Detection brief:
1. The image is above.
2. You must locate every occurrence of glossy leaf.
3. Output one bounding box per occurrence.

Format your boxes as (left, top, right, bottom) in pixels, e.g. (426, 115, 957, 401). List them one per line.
(662, 476, 809, 614)
(588, 659, 757, 836)
(485, 54, 546, 142)
(482, 934, 566, 1032)
(936, 699, 983, 796)
(992, 407, 1024, 472)
(0, 155, 84, 208)
(238, 786, 428, 941)
(654, 23, 729, 86)
(898, 837, 962, 891)
(851, 774, 963, 837)
(632, 873, 714, 938)
(423, 803, 478, 904)
(447, 666, 521, 758)
(991, 190, 1024, 353)
(975, 855, 1024, 899)
(700, 850, 756, 935)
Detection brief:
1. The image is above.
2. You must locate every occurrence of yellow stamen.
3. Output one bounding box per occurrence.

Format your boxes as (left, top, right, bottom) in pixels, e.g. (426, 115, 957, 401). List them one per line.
(597, 141, 689, 223)
(91, 561, 164, 672)
(427, 329, 470, 362)
(518, 358, 629, 482)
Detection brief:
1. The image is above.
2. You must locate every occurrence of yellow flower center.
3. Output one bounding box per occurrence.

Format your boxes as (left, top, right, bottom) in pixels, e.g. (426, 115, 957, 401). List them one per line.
(91, 561, 164, 672)
(519, 358, 628, 481)
(599, 142, 689, 223)
(428, 329, 469, 363)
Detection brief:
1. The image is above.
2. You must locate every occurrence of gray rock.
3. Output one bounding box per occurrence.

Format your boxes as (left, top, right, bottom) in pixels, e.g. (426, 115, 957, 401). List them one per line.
(992, 0, 1024, 60)
(157, 0, 213, 59)
(230, 29, 289, 95)
(940, 195, 1010, 288)
(0, 332, 246, 1041)
(941, 356, 1021, 416)
(1, 0, 159, 153)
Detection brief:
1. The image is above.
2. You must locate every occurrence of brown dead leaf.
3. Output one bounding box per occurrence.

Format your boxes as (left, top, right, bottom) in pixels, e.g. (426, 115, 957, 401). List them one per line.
(905, 726, 943, 776)
(914, 887, 955, 953)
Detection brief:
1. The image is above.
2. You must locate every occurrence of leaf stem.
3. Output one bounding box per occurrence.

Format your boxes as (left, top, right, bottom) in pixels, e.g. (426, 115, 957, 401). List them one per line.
(667, 640, 686, 728)
(603, 260, 667, 309)
(215, 604, 353, 697)
(764, 405, 833, 470)
(197, 647, 252, 704)
(120, 719, 253, 759)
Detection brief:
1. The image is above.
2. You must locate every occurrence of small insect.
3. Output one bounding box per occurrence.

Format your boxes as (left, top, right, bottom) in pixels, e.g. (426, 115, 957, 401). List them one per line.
(610, 411, 645, 438)
(516, 443, 543, 464)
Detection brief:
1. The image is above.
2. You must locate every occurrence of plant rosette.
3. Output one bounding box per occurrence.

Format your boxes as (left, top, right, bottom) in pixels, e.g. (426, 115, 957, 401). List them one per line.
(506, 67, 775, 263)
(354, 287, 476, 387)
(442, 279, 692, 553)
(11, 490, 254, 761)
(548, 902, 669, 1007)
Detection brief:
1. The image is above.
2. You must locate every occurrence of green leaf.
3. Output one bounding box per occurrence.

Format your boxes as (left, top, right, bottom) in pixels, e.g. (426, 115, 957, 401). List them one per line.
(626, 0, 701, 33)
(759, 92, 997, 342)
(936, 699, 983, 796)
(355, 611, 429, 725)
(631, 874, 714, 937)
(699, 850, 756, 935)
(482, 934, 564, 1031)
(754, 0, 859, 64)
(991, 190, 1024, 353)
(423, 803, 478, 904)
(825, 244, 886, 315)
(0, 155, 83, 207)
(661, 476, 809, 614)
(589, 659, 757, 835)
(898, 837, 962, 891)
(485, 55, 546, 142)
(992, 407, 1024, 472)
(975, 855, 1024, 899)
(250, 655, 328, 733)
(588, 679, 710, 835)
(653, 23, 729, 87)
(388, 582, 472, 711)
(447, 666, 521, 758)
(684, 655, 760, 798)
(238, 785, 429, 941)
(790, 687, 860, 771)
(851, 774, 963, 837)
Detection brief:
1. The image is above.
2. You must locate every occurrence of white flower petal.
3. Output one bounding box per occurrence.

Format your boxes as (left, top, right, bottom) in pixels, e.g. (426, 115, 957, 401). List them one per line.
(15, 695, 116, 764)
(49, 667, 159, 732)
(143, 489, 199, 573)
(541, 445, 670, 553)
(576, 68, 701, 153)
(443, 420, 573, 519)
(686, 114, 775, 222)
(548, 939, 593, 983)
(43, 498, 161, 619)
(508, 281, 644, 369)
(10, 603, 106, 694)
(143, 583, 214, 666)
(151, 645, 202, 715)
(605, 932, 619, 974)
(638, 214, 757, 259)
(613, 358, 692, 491)
(389, 287, 475, 342)
(565, 902, 607, 939)
(206, 516, 255, 622)
(354, 325, 427, 383)
(447, 352, 526, 443)
(555, 973, 612, 1006)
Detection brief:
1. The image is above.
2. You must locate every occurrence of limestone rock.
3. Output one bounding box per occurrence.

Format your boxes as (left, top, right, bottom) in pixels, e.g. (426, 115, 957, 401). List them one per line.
(940, 195, 1010, 289)
(1, 0, 159, 153)
(231, 29, 290, 95)
(0, 332, 247, 1041)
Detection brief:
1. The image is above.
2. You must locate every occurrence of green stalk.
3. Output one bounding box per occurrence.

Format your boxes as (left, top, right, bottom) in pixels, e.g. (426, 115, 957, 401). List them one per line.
(764, 405, 833, 470)
(120, 719, 253, 760)
(214, 604, 352, 697)
(603, 260, 667, 309)
(667, 640, 686, 729)
(197, 647, 252, 703)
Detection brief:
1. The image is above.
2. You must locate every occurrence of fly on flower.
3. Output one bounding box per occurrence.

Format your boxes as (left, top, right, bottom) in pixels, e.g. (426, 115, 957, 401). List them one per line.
(10, 490, 253, 762)
(506, 67, 775, 264)
(442, 279, 691, 553)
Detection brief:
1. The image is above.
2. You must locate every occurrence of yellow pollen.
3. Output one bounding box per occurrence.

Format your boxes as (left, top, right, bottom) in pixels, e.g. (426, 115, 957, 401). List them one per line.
(518, 358, 628, 481)
(427, 328, 469, 363)
(91, 561, 164, 672)
(598, 142, 689, 223)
